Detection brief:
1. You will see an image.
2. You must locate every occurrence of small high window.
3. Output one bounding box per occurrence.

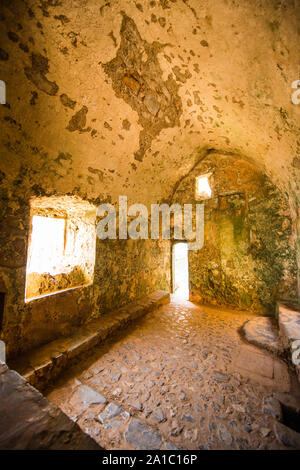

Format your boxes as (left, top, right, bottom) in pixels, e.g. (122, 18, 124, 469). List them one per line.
(195, 174, 212, 200)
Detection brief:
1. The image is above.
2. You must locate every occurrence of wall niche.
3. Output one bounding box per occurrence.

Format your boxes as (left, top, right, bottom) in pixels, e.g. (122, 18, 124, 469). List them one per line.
(25, 196, 97, 301)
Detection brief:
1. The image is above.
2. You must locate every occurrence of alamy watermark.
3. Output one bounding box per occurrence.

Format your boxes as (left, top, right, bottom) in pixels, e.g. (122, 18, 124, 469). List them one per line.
(0, 340, 5, 364)
(96, 196, 204, 251)
(291, 340, 300, 366)
(0, 80, 5, 105)
(291, 80, 300, 105)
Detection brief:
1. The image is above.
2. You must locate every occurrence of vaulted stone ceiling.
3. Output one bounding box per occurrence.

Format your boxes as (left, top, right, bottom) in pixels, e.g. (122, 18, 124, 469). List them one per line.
(0, 0, 299, 208)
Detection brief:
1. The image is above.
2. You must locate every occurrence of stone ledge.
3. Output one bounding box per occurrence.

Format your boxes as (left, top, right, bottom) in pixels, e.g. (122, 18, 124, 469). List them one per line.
(9, 290, 170, 391)
(242, 316, 281, 354)
(274, 421, 300, 449)
(0, 366, 101, 450)
(277, 302, 300, 383)
(277, 302, 300, 349)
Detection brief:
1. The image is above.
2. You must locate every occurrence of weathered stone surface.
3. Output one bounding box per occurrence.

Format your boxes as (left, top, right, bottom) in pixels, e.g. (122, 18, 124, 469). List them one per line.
(219, 424, 233, 445)
(102, 13, 182, 162)
(278, 303, 300, 348)
(274, 422, 300, 449)
(10, 291, 170, 391)
(0, 363, 8, 375)
(172, 153, 298, 313)
(262, 395, 282, 421)
(70, 385, 107, 409)
(152, 407, 166, 423)
(97, 402, 130, 429)
(164, 442, 180, 450)
(278, 303, 300, 383)
(129, 400, 143, 411)
(212, 371, 229, 383)
(274, 392, 300, 415)
(24, 53, 59, 96)
(110, 372, 121, 383)
(242, 317, 281, 353)
(47, 300, 300, 450)
(231, 344, 290, 392)
(0, 2, 299, 452)
(0, 0, 299, 364)
(125, 419, 162, 450)
(0, 367, 101, 450)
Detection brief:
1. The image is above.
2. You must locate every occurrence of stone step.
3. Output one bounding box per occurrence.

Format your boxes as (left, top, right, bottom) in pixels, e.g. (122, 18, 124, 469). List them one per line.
(277, 302, 300, 383)
(242, 316, 282, 354)
(8, 290, 170, 391)
(0, 364, 101, 450)
(241, 302, 300, 384)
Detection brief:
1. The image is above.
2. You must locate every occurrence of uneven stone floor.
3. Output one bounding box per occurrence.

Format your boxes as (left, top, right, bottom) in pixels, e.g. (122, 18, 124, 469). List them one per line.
(46, 298, 300, 450)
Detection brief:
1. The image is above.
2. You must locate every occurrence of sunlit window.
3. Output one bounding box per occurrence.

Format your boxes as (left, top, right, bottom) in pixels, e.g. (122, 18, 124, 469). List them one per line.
(195, 175, 212, 200)
(25, 196, 97, 301)
(27, 216, 66, 276)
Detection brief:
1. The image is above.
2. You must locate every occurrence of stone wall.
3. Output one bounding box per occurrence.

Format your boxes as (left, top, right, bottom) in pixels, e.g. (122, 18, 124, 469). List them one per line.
(93, 238, 170, 316)
(0, 0, 299, 355)
(0, 201, 170, 358)
(171, 152, 298, 313)
(0, 182, 170, 358)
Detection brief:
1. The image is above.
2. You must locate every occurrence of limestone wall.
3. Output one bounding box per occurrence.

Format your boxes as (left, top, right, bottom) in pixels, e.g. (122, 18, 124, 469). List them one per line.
(171, 152, 298, 313)
(0, 205, 170, 357)
(0, 0, 299, 355)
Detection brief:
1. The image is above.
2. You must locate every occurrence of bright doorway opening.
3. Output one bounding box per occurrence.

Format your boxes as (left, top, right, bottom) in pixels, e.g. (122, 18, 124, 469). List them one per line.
(172, 242, 189, 300)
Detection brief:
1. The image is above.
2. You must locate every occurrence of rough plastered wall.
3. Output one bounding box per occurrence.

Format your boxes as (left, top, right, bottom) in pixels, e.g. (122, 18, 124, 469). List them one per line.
(93, 238, 170, 315)
(0, 0, 299, 356)
(0, 192, 170, 358)
(0, 1, 299, 206)
(171, 152, 298, 313)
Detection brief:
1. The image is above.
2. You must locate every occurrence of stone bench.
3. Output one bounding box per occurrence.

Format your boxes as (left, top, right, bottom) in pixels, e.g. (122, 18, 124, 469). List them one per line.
(0, 363, 101, 450)
(277, 302, 300, 383)
(241, 301, 300, 384)
(9, 290, 170, 391)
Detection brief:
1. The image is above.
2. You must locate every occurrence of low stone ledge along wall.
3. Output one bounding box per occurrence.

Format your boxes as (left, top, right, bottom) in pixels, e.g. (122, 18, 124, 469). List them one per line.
(277, 302, 300, 383)
(8, 290, 170, 391)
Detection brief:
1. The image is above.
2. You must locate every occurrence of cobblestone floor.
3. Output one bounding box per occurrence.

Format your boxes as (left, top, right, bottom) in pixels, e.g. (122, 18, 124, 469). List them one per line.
(46, 298, 300, 450)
